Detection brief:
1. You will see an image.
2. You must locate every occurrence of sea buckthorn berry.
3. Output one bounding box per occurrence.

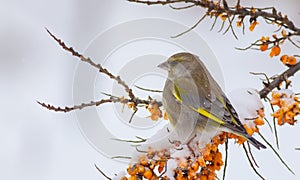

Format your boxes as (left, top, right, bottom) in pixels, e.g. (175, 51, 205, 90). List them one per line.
(254, 117, 265, 126)
(260, 44, 268, 51)
(270, 45, 281, 58)
(249, 21, 259, 31)
(143, 170, 153, 179)
(288, 56, 297, 65)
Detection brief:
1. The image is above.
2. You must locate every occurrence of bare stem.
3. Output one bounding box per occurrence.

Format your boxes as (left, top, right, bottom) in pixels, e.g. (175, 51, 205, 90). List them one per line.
(259, 61, 300, 99)
(128, 0, 300, 32)
(46, 28, 136, 100)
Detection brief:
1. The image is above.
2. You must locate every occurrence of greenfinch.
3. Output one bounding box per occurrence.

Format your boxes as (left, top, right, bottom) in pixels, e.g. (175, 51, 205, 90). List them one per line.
(158, 52, 266, 150)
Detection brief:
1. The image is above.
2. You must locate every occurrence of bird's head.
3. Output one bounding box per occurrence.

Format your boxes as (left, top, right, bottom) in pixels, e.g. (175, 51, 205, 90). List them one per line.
(158, 52, 198, 75)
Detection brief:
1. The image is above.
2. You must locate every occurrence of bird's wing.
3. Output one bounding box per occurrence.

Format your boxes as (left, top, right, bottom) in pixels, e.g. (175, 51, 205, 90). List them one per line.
(172, 76, 248, 136)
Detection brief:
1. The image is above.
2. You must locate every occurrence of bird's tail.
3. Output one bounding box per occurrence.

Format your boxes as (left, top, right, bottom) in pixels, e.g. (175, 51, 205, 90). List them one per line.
(221, 125, 266, 150)
(245, 134, 266, 150)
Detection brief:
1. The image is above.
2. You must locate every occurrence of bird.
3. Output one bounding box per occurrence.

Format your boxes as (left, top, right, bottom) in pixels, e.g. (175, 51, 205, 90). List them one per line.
(158, 52, 266, 150)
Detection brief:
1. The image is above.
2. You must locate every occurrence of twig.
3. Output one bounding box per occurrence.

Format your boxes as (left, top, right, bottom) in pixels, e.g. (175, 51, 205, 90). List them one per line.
(222, 134, 228, 180)
(242, 144, 265, 180)
(111, 136, 147, 144)
(129, 0, 300, 44)
(45, 28, 136, 100)
(288, 37, 300, 48)
(129, 108, 138, 123)
(258, 132, 295, 175)
(135, 146, 148, 153)
(223, 16, 238, 40)
(247, 142, 259, 168)
(134, 85, 163, 93)
(259, 61, 300, 99)
(265, 96, 280, 149)
(218, 20, 226, 33)
(250, 72, 271, 85)
(37, 99, 113, 112)
(39, 92, 163, 113)
(169, 4, 195, 10)
(158, 160, 168, 178)
(111, 156, 132, 159)
(210, 16, 218, 31)
(171, 13, 207, 38)
(263, 117, 273, 133)
(94, 164, 112, 180)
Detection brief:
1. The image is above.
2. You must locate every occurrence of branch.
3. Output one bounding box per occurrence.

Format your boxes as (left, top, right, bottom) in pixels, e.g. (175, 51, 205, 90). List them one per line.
(242, 143, 265, 180)
(129, 0, 300, 32)
(128, 0, 300, 46)
(45, 28, 136, 101)
(37, 99, 113, 112)
(259, 61, 300, 99)
(38, 95, 163, 113)
(94, 164, 111, 180)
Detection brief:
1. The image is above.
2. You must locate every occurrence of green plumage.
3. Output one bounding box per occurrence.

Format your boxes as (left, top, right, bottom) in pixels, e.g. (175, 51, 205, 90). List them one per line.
(159, 52, 266, 150)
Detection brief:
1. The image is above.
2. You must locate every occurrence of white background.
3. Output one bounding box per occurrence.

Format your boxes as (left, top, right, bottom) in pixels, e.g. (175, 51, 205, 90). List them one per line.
(1, 0, 300, 179)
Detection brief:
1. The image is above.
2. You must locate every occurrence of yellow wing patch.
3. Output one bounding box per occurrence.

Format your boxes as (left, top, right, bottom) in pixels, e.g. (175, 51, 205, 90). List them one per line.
(172, 84, 185, 103)
(190, 106, 225, 125)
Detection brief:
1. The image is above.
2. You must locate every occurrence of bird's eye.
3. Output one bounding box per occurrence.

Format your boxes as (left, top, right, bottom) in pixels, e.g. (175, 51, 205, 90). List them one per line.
(170, 60, 179, 66)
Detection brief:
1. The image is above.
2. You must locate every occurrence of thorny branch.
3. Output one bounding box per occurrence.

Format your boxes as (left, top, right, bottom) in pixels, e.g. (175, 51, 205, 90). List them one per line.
(259, 61, 300, 99)
(46, 28, 136, 101)
(128, 0, 300, 48)
(41, 29, 162, 114)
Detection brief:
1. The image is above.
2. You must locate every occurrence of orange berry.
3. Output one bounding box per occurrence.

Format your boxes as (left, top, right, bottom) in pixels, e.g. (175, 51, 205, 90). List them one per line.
(254, 118, 265, 126)
(149, 160, 156, 170)
(121, 176, 128, 180)
(257, 108, 265, 118)
(158, 162, 165, 173)
(143, 170, 153, 179)
(219, 14, 227, 21)
(129, 175, 137, 180)
(200, 174, 208, 180)
(280, 55, 288, 64)
(236, 21, 242, 27)
(244, 125, 254, 136)
(208, 173, 216, 180)
(211, 144, 218, 152)
(137, 165, 145, 174)
(211, 136, 219, 144)
(127, 165, 138, 176)
(293, 104, 300, 114)
(179, 176, 189, 180)
(281, 29, 287, 37)
(139, 156, 148, 166)
(149, 175, 158, 180)
(270, 45, 281, 58)
(285, 111, 295, 121)
(288, 56, 297, 65)
(261, 36, 270, 41)
(252, 126, 259, 133)
(191, 161, 199, 172)
(260, 44, 268, 51)
(127, 102, 135, 109)
(198, 157, 206, 167)
(249, 21, 259, 31)
(251, 7, 257, 13)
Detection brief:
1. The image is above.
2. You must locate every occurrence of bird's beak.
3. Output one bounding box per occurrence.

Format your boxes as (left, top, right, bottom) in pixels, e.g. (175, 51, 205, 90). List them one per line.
(157, 61, 170, 71)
